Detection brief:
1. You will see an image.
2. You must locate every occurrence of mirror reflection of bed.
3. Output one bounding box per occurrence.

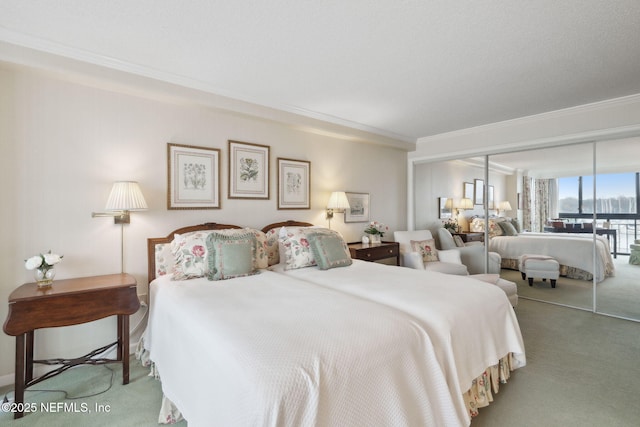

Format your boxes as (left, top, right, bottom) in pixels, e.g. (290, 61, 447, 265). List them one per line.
(487, 139, 640, 321)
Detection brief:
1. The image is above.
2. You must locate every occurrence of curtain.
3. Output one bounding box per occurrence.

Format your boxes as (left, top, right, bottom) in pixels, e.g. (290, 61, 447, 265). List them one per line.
(522, 177, 557, 232)
(522, 176, 533, 231)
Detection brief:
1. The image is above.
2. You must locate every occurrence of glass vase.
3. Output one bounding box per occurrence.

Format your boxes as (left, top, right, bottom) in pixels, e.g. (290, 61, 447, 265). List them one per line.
(369, 234, 382, 244)
(35, 267, 56, 288)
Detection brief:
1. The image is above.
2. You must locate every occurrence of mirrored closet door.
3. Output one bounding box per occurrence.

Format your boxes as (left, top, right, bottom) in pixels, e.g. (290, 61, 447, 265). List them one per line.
(488, 142, 595, 311)
(594, 139, 640, 321)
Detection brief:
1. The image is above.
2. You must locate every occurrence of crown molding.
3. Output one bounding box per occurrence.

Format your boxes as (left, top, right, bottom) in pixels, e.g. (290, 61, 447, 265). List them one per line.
(0, 29, 415, 149)
(417, 93, 640, 145)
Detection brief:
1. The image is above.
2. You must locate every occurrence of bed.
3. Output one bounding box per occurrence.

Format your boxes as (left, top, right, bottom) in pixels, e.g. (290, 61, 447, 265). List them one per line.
(488, 233, 615, 282)
(265, 221, 526, 423)
(139, 221, 526, 426)
(469, 217, 615, 282)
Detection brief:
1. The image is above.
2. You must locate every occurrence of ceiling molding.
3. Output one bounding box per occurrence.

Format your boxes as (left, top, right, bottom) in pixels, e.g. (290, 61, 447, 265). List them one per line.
(410, 124, 640, 164)
(0, 30, 416, 149)
(417, 93, 640, 146)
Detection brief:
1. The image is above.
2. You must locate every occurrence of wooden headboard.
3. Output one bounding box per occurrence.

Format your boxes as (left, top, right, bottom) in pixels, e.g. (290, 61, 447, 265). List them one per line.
(261, 220, 314, 233)
(147, 222, 243, 283)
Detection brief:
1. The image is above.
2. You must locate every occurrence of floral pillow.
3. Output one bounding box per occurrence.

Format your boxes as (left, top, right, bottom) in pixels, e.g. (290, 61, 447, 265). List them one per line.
(170, 232, 210, 280)
(265, 228, 280, 266)
(279, 226, 338, 270)
(154, 242, 173, 278)
(170, 228, 267, 280)
(410, 239, 439, 263)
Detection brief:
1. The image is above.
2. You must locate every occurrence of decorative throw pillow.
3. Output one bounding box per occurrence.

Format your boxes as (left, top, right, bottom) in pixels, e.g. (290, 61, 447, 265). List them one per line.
(206, 232, 257, 281)
(498, 221, 518, 236)
(509, 218, 521, 233)
(170, 232, 210, 280)
(265, 228, 280, 266)
(279, 226, 338, 270)
(487, 219, 504, 238)
(155, 242, 172, 278)
(214, 227, 268, 269)
(308, 232, 352, 270)
(410, 239, 439, 263)
(453, 235, 466, 247)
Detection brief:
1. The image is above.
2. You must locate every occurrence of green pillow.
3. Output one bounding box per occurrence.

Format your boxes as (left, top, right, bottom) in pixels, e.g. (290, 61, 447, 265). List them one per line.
(206, 231, 257, 280)
(308, 233, 352, 270)
(498, 221, 518, 236)
(509, 218, 521, 233)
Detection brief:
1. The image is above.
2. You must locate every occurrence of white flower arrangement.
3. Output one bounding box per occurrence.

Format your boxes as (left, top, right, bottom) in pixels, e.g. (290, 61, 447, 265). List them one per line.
(364, 221, 389, 237)
(25, 250, 63, 271)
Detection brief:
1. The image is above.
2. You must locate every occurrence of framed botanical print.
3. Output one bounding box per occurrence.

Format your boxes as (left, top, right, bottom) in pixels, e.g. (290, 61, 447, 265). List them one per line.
(474, 178, 484, 205)
(344, 192, 370, 223)
(228, 140, 270, 199)
(463, 182, 474, 200)
(167, 143, 220, 209)
(277, 158, 310, 209)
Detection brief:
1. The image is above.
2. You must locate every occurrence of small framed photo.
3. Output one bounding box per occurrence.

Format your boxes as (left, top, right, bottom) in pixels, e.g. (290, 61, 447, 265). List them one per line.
(517, 192, 523, 210)
(277, 158, 310, 209)
(488, 185, 495, 209)
(439, 197, 452, 219)
(474, 179, 484, 205)
(228, 140, 270, 199)
(167, 143, 220, 209)
(344, 192, 370, 223)
(463, 182, 474, 200)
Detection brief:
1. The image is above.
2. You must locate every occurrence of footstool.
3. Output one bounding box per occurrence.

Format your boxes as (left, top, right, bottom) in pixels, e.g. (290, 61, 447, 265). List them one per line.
(519, 254, 560, 288)
(470, 273, 518, 307)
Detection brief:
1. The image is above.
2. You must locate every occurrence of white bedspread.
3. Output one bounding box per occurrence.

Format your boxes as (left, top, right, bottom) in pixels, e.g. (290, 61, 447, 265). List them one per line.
(488, 232, 614, 282)
(271, 260, 526, 425)
(143, 270, 466, 427)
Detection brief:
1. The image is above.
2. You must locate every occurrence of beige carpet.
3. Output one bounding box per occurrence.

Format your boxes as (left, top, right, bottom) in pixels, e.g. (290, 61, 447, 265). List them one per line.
(501, 255, 640, 320)
(471, 299, 640, 427)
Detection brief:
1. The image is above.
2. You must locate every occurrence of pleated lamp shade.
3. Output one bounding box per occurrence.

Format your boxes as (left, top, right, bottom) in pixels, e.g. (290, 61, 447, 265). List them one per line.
(105, 181, 148, 211)
(327, 191, 351, 212)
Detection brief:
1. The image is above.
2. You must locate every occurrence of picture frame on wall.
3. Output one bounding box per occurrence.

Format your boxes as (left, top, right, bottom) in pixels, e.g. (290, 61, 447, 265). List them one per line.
(517, 192, 523, 210)
(344, 192, 370, 223)
(463, 182, 474, 200)
(277, 158, 310, 209)
(167, 143, 220, 209)
(474, 178, 484, 205)
(228, 140, 270, 199)
(439, 197, 452, 219)
(488, 185, 495, 209)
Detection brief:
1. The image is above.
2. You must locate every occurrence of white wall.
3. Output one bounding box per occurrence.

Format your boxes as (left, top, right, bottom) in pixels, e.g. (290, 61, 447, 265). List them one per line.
(413, 159, 509, 233)
(0, 63, 408, 382)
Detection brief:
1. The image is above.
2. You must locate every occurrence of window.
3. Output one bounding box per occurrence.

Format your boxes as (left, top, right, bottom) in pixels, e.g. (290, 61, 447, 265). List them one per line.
(559, 173, 638, 215)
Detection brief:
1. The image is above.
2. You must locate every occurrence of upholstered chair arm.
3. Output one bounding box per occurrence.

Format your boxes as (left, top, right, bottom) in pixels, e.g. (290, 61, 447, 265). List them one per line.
(437, 249, 463, 264)
(402, 252, 426, 270)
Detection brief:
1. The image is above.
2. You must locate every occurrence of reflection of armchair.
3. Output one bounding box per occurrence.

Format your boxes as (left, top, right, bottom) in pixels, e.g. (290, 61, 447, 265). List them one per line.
(437, 228, 502, 275)
(394, 230, 469, 275)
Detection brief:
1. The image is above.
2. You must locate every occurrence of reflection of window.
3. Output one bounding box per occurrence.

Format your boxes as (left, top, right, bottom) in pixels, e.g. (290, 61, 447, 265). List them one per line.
(559, 173, 638, 214)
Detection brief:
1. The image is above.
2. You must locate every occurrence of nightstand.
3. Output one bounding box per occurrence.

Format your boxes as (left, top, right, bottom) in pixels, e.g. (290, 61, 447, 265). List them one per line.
(452, 232, 484, 243)
(348, 242, 400, 265)
(3, 273, 139, 419)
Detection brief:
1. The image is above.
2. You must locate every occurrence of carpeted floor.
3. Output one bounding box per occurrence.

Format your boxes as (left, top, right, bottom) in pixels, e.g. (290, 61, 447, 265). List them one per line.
(471, 299, 640, 427)
(1, 299, 638, 426)
(502, 255, 640, 320)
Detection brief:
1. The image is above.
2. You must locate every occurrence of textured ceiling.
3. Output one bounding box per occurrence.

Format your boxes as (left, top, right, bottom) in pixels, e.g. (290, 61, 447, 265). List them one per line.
(1, 0, 640, 143)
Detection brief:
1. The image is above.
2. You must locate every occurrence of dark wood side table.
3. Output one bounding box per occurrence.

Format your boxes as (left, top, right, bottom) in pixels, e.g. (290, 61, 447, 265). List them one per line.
(452, 232, 484, 243)
(3, 273, 139, 419)
(348, 242, 400, 265)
